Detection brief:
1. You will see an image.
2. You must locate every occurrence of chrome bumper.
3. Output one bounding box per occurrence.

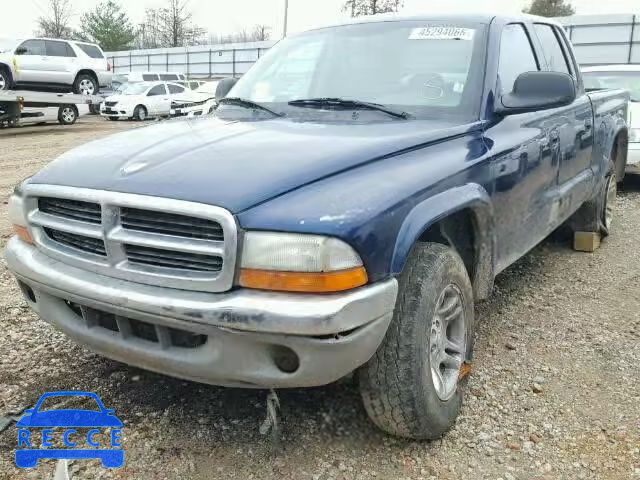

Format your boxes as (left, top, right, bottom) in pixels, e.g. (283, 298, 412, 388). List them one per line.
(4, 238, 397, 387)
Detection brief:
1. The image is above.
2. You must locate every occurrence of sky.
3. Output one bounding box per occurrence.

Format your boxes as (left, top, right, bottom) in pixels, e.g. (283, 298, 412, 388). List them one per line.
(1, 0, 639, 40)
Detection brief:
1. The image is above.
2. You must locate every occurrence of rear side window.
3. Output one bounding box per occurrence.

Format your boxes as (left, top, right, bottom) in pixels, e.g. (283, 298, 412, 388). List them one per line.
(76, 43, 104, 59)
(147, 84, 166, 96)
(498, 24, 539, 93)
(142, 74, 159, 81)
(16, 39, 46, 56)
(46, 40, 74, 57)
(533, 24, 571, 76)
(168, 84, 185, 94)
(160, 74, 179, 80)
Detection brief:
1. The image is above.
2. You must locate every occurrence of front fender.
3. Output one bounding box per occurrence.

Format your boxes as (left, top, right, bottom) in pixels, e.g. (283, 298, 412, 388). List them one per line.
(391, 183, 495, 299)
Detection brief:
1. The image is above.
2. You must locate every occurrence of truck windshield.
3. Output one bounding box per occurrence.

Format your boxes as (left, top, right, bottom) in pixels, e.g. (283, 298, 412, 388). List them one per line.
(228, 21, 486, 120)
(583, 71, 640, 102)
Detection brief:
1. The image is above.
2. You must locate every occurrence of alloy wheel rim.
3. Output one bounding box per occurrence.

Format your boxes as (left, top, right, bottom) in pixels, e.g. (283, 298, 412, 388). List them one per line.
(139, 109, 146, 120)
(62, 108, 74, 123)
(605, 174, 617, 230)
(79, 79, 95, 95)
(429, 284, 466, 401)
(0, 73, 6, 90)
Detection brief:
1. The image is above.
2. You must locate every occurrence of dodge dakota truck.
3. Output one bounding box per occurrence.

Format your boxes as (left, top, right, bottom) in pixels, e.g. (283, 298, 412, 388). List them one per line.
(5, 14, 629, 440)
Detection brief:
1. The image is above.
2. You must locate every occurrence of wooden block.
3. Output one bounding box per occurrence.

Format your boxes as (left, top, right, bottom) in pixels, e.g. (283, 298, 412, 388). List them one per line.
(573, 231, 601, 252)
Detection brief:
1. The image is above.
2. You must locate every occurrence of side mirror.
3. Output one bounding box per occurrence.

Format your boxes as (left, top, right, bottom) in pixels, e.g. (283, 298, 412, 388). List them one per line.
(15, 47, 27, 55)
(215, 77, 238, 101)
(495, 71, 576, 116)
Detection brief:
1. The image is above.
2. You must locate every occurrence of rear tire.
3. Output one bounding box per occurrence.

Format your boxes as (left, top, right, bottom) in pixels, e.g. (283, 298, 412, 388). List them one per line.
(57, 105, 78, 125)
(133, 105, 147, 121)
(358, 242, 475, 439)
(73, 73, 98, 95)
(566, 160, 617, 238)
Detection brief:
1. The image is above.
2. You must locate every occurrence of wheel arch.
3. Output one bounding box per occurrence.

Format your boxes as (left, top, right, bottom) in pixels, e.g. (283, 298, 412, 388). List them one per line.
(611, 127, 628, 182)
(74, 69, 98, 85)
(390, 184, 496, 300)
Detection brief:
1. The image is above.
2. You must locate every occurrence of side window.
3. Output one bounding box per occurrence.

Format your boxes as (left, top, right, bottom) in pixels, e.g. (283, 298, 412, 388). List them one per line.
(16, 39, 46, 56)
(190, 81, 199, 90)
(168, 84, 185, 94)
(46, 40, 72, 57)
(147, 85, 166, 96)
(65, 43, 76, 57)
(142, 74, 158, 81)
(160, 74, 178, 80)
(533, 24, 571, 76)
(498, 24, 539, 94)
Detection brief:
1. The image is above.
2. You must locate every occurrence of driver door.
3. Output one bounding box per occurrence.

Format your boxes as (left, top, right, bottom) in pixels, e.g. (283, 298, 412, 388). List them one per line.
(146, 84, 168, 115)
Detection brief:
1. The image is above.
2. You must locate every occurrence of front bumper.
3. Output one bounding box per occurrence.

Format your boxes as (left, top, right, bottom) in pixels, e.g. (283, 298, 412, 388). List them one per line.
(627, 144, 640, 173)
(100, 105, 133, 118)
(4, 238, 397, 388)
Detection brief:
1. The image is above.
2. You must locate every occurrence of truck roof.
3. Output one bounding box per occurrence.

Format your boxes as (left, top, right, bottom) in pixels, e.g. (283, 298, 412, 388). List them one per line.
(306, 12, 563, 33)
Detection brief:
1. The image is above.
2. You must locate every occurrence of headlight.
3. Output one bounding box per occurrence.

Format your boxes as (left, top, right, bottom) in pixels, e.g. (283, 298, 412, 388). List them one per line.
(8, 193, 33, 245)
(239, 232, 367, 293)
(630, 128, 640, 143)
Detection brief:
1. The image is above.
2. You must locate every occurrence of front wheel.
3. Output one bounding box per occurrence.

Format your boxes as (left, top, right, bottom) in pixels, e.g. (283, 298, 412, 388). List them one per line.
(0, 67, 11, 90)
(358, 242, 475, 439)
(133, 105, 147, 121)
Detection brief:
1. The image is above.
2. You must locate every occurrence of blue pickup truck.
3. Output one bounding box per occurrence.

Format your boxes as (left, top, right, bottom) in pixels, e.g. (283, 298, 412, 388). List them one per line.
(5, 14, 628, 439)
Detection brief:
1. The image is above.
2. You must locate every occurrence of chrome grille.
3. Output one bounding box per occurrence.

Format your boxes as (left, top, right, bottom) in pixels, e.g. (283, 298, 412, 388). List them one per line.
(39, 198, 101, 224)
(124, 244, 223, 272)
(23, 186, 238, 293)
(121, 207, 224, 241)
(44, 227, 107, 257)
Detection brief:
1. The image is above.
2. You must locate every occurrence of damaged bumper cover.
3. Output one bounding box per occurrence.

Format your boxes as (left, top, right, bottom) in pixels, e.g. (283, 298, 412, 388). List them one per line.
(4, 238, 397, 388)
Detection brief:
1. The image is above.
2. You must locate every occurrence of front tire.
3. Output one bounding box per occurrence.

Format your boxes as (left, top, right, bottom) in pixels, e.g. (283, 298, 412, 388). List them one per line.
(0, 66, 11, 90)
(73, 74, 98, 95)
(358, 242, 475, 439)
(132, 105, 147, 121)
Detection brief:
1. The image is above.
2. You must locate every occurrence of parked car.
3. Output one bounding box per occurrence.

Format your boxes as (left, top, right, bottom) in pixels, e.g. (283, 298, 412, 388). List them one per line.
(0, 38, 111, 94)
(170, 80, 219, 117)
(583, 65, 639, 174)
(6, 14, 628, 440)
(100, 81, 188, 120)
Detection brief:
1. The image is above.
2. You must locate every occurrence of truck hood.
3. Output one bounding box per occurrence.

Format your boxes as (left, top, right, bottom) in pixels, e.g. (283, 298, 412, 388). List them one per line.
(31, 116, 477, 213)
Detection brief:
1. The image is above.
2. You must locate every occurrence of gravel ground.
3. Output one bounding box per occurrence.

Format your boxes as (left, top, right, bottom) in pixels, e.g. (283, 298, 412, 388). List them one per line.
(0, 117, 638, 480)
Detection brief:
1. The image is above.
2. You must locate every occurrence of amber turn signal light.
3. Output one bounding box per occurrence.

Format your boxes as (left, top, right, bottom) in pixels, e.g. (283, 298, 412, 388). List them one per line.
(239, 267, 368, 293)
(13, 224, 34, 245)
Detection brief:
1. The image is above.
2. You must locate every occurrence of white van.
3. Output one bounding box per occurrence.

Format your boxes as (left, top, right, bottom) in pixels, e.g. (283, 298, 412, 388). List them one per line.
(111, 72, 186, 89)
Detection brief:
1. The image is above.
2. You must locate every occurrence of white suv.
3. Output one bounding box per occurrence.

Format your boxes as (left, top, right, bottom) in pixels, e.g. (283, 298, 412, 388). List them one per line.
(0, 38, 112, 94)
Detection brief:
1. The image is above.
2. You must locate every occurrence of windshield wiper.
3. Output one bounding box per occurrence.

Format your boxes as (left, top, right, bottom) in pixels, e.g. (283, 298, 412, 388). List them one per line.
(288, 97, 410, 119)
(218, 97, 284, 117)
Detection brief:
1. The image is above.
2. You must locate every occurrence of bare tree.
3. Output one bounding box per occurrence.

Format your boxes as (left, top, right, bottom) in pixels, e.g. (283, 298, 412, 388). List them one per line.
(36, 0, 74, 38)
(208, 25, 271, 45)
(136, 0, 205, 48)
(523, 0, 575, 17)
(343, 0, 403, 17)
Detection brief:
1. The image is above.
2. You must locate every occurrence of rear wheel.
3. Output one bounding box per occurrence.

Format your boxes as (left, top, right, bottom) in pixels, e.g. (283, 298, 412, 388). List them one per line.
(358, 242, 475, 439)
(73, 74, 98, 95)
(566, 165, 617, 238)
(133, 105, 147, 121)
(58, 105, 78, 125)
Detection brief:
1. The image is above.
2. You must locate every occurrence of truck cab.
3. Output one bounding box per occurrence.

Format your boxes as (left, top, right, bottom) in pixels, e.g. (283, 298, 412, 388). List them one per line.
(5, 14, 628, 440)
